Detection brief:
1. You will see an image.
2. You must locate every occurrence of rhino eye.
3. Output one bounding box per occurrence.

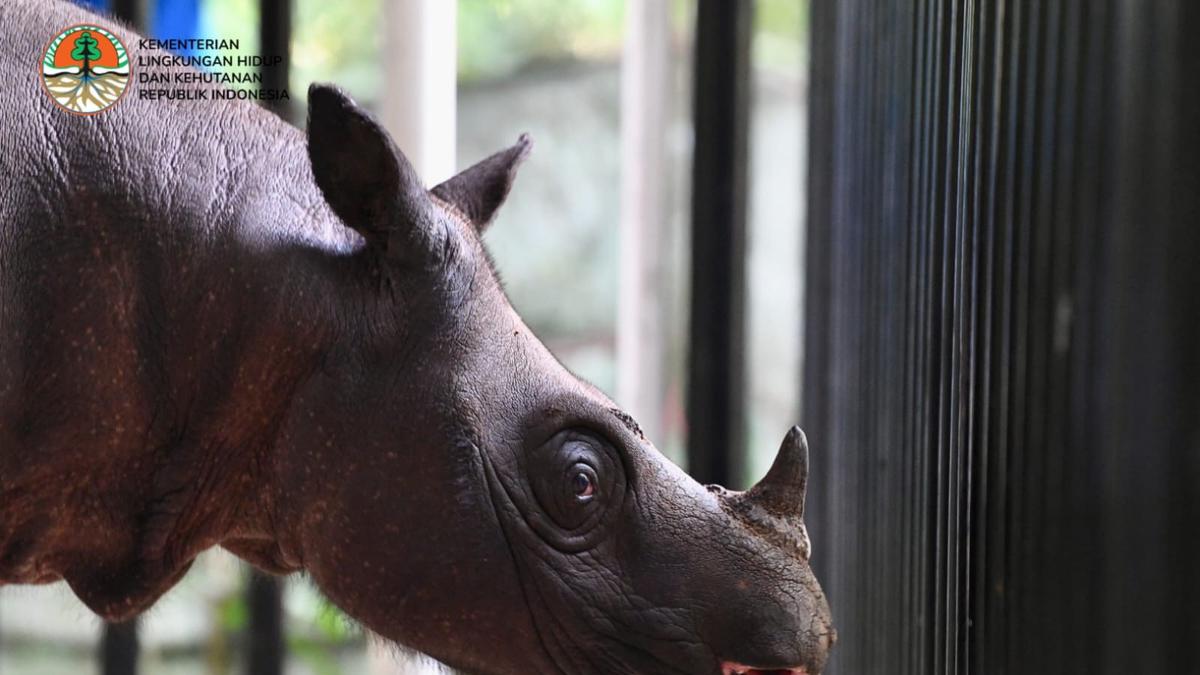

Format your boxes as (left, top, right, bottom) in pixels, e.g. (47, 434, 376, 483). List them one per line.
(570, 465, 596, 501)
(523, 429, 626, 551)
(527, 432, 621, 538)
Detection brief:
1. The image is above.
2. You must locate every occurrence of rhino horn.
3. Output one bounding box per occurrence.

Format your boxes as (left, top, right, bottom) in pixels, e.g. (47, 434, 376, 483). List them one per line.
(744, 426, 810, 520)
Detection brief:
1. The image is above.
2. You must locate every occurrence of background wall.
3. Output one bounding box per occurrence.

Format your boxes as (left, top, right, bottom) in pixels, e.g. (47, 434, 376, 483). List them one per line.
(803, 1, 1199, 673)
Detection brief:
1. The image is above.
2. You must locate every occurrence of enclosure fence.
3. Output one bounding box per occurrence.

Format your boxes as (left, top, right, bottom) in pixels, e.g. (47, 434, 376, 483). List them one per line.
(803, 0, 1199, 673)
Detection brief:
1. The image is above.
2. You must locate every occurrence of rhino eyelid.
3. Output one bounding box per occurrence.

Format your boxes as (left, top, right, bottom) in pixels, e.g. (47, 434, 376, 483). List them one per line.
(563, 428, 618, 453)
(570, 427, 639, 488)
(541, 425, 634, 492)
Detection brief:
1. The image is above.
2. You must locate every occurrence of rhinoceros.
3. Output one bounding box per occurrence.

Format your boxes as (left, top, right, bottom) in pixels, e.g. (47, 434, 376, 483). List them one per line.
(0, 1, 834, 673)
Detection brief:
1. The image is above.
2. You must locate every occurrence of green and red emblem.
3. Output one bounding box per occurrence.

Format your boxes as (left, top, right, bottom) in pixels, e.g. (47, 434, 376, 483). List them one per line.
(41, 24, 131, 115)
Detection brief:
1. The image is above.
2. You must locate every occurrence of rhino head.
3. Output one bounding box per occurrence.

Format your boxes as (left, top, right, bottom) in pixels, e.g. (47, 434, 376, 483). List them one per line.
(261, 84, 835, 675)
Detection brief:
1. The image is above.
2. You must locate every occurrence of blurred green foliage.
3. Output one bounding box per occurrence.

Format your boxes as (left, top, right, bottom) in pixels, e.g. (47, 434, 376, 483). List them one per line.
(201, 0, 808, 100)
(758, 0, 809, 42)
(756, 0, 809, 68)
(459, 0, 809, 82)
(291, 0, 382, 100)
(313, 598, 355, 641)
(218, 592, 248, 632)
(202, 0, 382, 102)
(287, 636, 343, 675)
(458, 0, 624, 82)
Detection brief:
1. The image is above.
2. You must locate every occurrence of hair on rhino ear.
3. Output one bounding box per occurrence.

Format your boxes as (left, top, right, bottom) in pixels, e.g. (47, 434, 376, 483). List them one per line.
(306, 83, 432, 248)
(431, 134, 532, 232)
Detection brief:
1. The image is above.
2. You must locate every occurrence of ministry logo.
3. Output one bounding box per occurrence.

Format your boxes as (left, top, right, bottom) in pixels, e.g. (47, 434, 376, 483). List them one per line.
(41, 24, 131, 115)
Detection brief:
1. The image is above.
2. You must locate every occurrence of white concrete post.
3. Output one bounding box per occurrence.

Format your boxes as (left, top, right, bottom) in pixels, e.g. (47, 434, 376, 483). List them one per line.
(380, 0, 457, 185)
(617, 0, 672, 442)
(371, 1, 457, 674)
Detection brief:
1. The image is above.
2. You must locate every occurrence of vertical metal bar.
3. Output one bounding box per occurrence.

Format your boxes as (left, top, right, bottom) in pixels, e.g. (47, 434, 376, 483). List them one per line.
(1164, 5, 1200, 666)
(110, 0, 145, 27)
(802, 1, 839, 669)
(259, 0, 292, 122)
(686, 0, 753, 488)
(101, 2, 145, 670)
(803, 0, 837, 551)
(1068, 7, 1111, 672)
(968, 0, 1002, 671)
(247, 2, 290, 672)
(247, 571, 284, 675)
(1096, 1, 1200, 671)
(101, 621, 139, 675)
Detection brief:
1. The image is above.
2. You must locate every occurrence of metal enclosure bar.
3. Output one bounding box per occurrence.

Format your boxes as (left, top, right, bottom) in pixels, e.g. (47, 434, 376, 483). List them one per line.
(100, 621, 139, 675)
(101, 0, 145, 667)
(686, 0, 754, 488)
(247, 3, 291, 674)
(259, 0, 291, 122)
(248, 570, 284, 675)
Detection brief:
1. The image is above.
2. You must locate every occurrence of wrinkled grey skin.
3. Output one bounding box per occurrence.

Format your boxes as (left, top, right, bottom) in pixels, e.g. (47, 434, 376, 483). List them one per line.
(0, 2, 834, 673)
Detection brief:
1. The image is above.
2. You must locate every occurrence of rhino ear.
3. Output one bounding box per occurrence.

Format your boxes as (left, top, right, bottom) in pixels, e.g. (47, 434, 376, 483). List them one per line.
(306, 83, 430, 247)
(431, 134, 532, 232)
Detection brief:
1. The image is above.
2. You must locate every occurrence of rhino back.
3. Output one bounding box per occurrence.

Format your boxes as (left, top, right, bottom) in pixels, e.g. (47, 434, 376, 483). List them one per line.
(0, 0, 350, 598)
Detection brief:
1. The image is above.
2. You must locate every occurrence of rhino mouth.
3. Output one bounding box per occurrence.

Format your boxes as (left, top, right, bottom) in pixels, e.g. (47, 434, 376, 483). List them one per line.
(720, 662, 810, 675)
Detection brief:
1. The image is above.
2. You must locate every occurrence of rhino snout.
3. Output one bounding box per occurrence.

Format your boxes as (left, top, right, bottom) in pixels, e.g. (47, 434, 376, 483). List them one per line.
(687, 427, 835, 674)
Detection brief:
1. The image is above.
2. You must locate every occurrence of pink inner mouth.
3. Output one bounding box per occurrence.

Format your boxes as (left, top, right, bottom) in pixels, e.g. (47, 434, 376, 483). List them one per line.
(720, 662, 808, 675)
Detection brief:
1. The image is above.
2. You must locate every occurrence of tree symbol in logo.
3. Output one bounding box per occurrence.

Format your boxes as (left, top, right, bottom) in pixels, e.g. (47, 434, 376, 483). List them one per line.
(70, 31, 101, 77)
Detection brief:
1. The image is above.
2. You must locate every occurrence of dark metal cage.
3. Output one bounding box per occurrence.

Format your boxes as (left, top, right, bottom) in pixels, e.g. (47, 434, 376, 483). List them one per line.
(803, 0, 1200, 673)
